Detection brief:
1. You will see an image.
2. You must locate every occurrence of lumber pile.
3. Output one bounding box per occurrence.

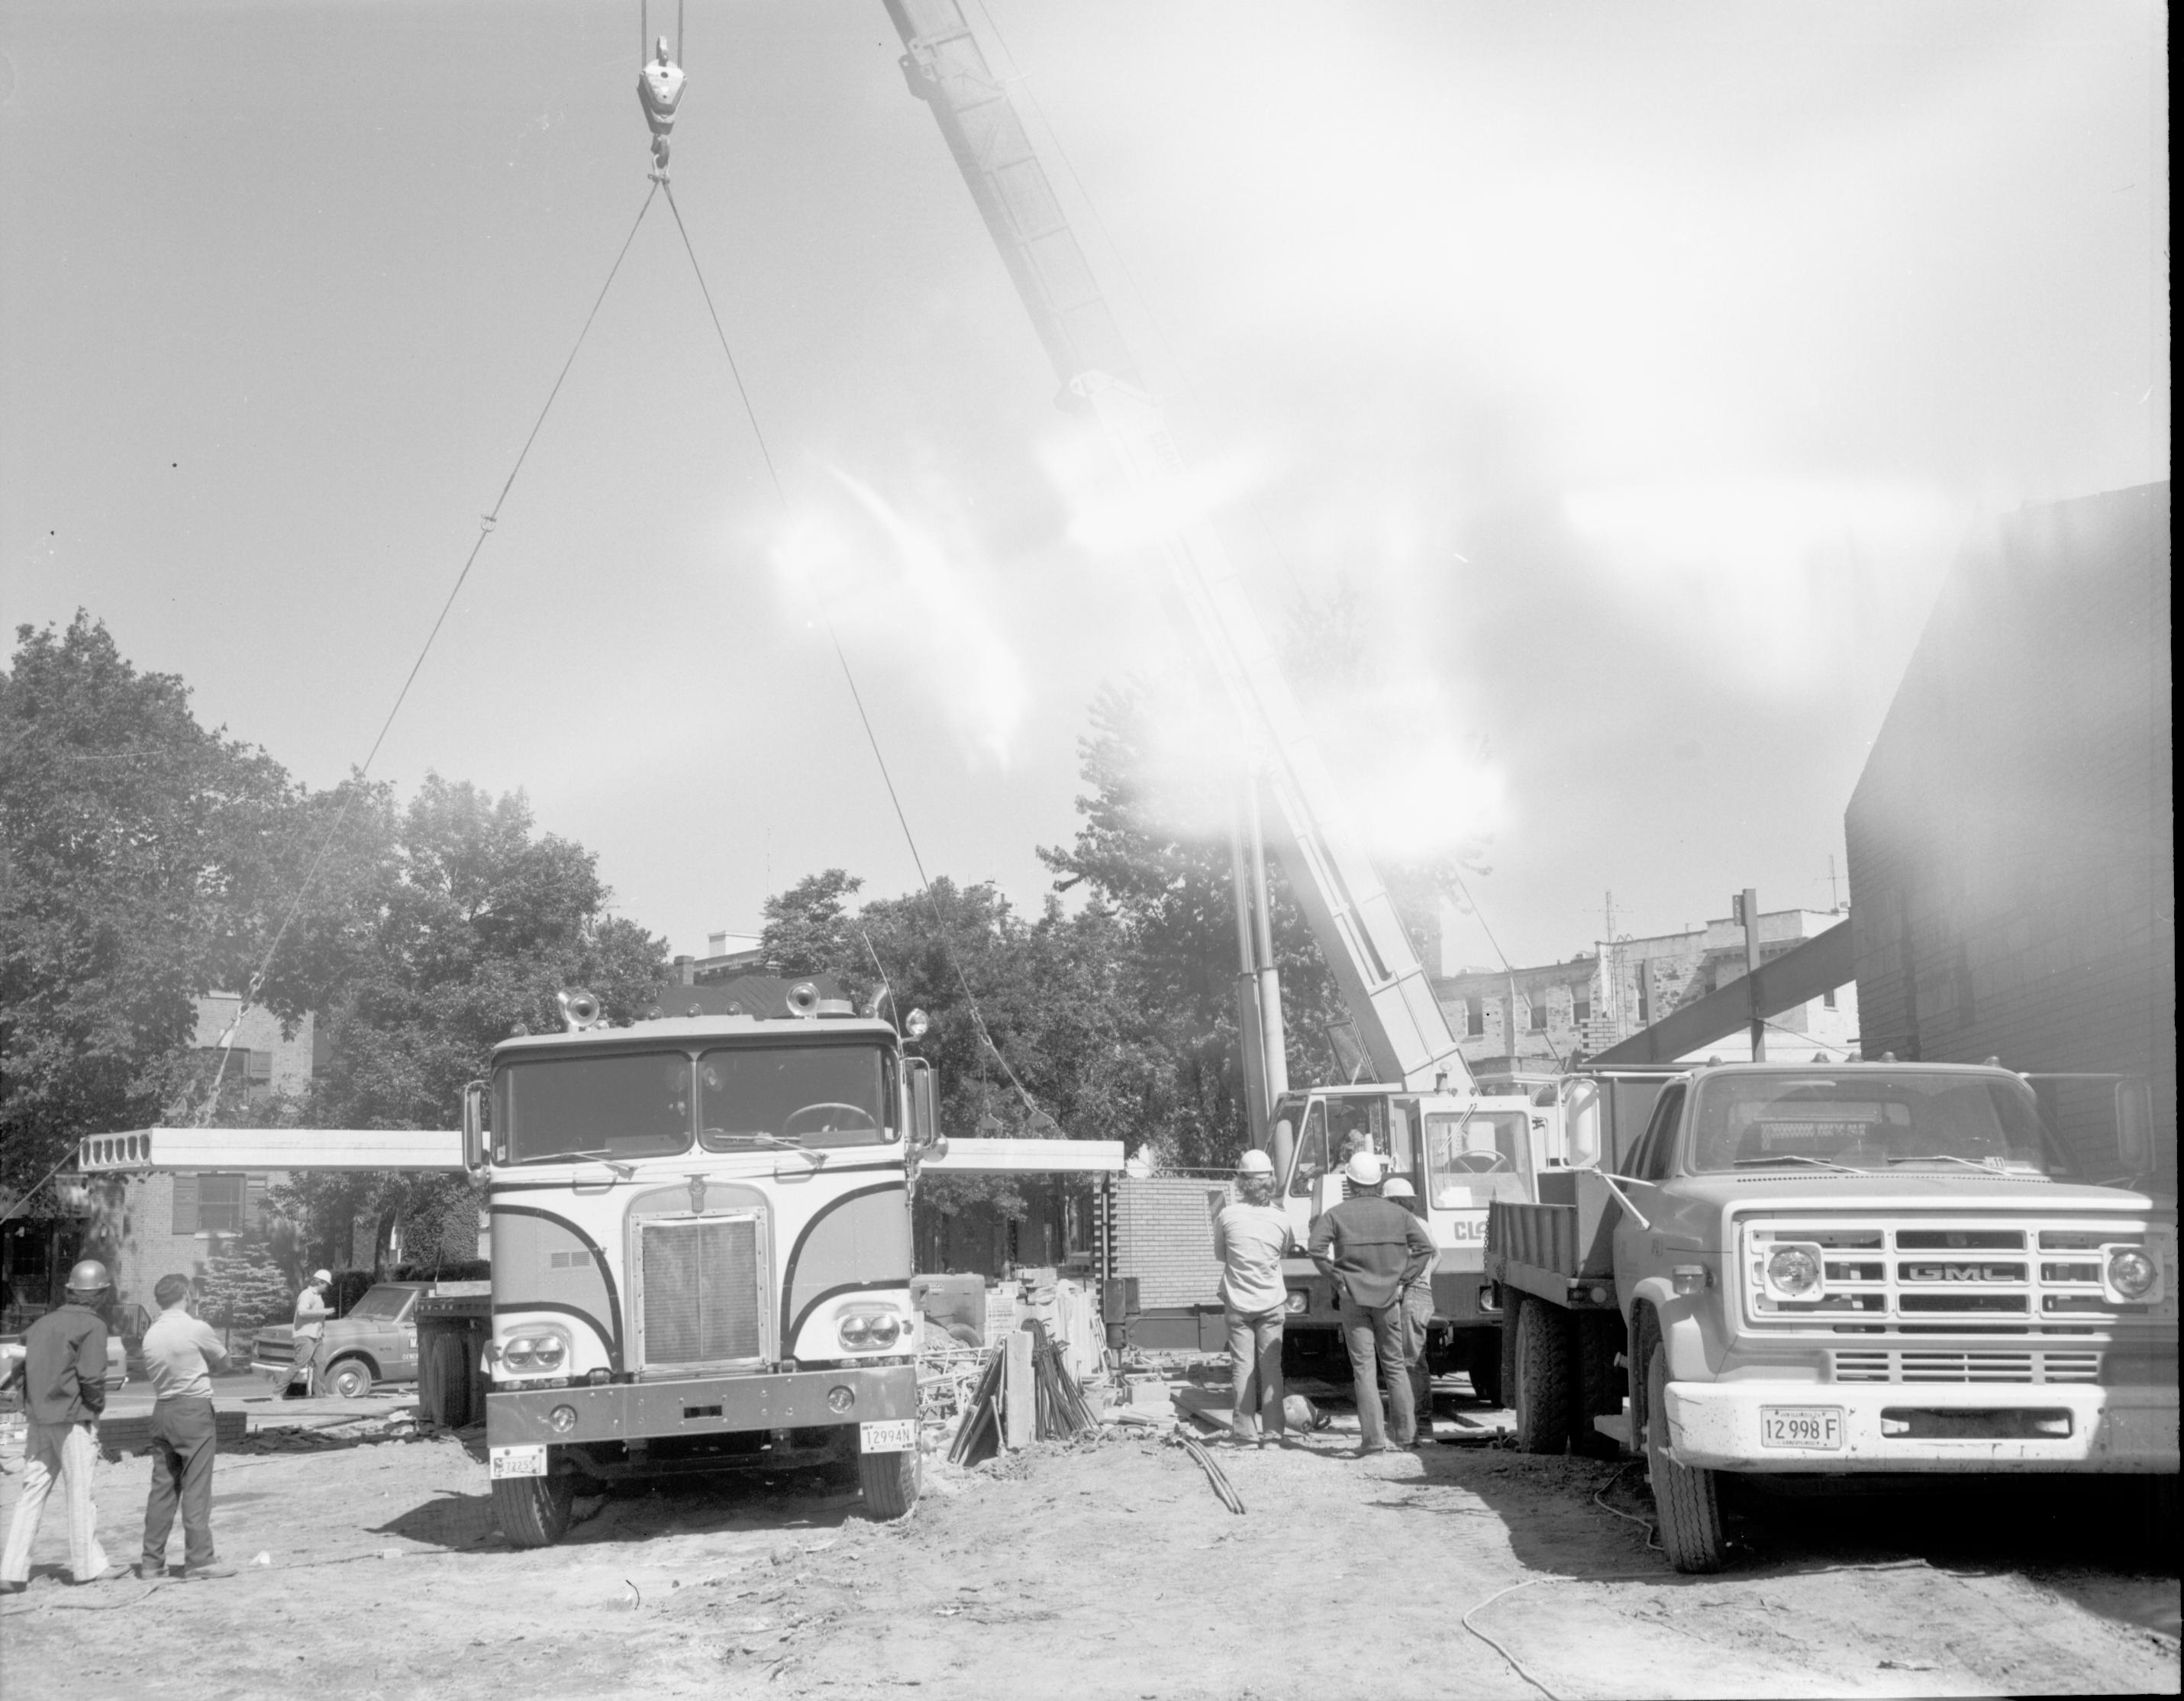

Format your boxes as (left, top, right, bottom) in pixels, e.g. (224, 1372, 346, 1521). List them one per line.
(948, 1320, 1098, 1466)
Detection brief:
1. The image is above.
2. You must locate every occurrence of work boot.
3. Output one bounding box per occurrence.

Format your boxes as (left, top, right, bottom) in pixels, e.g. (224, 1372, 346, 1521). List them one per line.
(77, 1564, 131, 1584)
(134, 1561, 170, 1580)
(0, 1580, 24, 1596)
(182, 1561, 239, 1580)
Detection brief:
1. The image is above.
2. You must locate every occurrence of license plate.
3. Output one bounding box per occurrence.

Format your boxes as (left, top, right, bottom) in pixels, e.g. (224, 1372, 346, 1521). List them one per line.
(860, 1419, 916, 1454)
(489, 1444, 547, 1479)
(1761, 1406, 1844, 1448)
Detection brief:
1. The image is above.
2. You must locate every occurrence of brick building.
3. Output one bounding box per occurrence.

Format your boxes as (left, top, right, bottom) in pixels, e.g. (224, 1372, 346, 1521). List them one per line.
(1845, 483, 2173, 1187)
(1434, 906, 1858, 1073)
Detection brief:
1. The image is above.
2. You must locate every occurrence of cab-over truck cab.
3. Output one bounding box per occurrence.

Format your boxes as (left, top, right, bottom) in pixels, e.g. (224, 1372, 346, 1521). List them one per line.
(1489, 1060, 2178, 1570)
(464, 984, 944, 1545)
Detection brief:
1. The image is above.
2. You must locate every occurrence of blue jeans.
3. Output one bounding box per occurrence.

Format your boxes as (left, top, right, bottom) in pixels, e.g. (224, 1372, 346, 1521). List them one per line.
(1224, 1308, 1286, 1441)
(1340, 1296, 1415, 1448)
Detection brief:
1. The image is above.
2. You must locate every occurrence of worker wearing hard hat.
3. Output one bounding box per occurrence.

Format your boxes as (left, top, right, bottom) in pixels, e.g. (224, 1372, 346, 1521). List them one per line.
(286, 1270, 334, 1397)
(0, 1260, 130, 1588)
(1382, 1176, 1438, 1440)
(1211, 1149, 1297, 1446)
(1308, 1154, 1434, 1455)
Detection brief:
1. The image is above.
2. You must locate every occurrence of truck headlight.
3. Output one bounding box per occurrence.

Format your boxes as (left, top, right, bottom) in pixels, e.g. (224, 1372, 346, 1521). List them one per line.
(1286, 1291, 1308, 1314)
(836, 1306, 905, 1353)
(2104, 1245, 2159, 1302)
(498, 1326, 572, 1374)
(1764, 1244, 1824, 1300)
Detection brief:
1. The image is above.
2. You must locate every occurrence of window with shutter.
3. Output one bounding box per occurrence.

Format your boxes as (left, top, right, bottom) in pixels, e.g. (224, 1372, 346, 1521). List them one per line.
(245, 1173, 271, 1234)
(196, 1175, 246, 1235)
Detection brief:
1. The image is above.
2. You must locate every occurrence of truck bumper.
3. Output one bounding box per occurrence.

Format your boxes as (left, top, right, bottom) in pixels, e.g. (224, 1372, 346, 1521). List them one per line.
(486, 1364, 917, 1448)
(1664, 1379, 2181, 1473)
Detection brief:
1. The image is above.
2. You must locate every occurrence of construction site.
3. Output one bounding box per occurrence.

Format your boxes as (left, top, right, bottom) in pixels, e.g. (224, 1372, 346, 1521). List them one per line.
(0, 3, 2173, 1698)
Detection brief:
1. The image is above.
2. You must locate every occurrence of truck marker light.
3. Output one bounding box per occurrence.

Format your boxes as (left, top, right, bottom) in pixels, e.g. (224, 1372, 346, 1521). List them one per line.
(550, 1406, 578, 1434)
(1286, 1292, 1308, 1314)
(827, 1386, 856, 1414)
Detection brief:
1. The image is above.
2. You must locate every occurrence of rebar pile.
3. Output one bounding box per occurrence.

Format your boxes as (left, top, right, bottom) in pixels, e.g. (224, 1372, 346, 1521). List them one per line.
(947, 1321, 1102, 1466)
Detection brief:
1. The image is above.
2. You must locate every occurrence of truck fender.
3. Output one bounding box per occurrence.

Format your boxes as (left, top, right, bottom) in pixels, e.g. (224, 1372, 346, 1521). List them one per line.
(1623, 1277, 1723, 1383)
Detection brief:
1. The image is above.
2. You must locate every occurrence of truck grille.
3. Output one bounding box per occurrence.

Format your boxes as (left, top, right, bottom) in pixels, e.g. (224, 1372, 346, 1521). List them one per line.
(638, 1218, 764, 1371)
(1831, 1348, 2102, 1384)
(1742, 1220, 2156, 1331)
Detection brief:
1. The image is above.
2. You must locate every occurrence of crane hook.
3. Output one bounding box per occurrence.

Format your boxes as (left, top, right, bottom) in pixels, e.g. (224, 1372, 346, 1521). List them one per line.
(637, 34, 686, 181)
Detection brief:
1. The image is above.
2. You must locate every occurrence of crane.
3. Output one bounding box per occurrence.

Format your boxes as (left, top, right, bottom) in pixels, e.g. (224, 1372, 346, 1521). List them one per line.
(882, 0, 1476, 1136)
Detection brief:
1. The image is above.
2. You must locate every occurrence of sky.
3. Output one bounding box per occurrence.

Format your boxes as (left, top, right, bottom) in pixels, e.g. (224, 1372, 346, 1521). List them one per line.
(1, 1, 2168, 974)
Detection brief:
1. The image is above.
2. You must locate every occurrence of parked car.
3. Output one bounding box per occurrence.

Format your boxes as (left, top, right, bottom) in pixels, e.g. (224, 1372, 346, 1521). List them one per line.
(252, 1280, 426, 1399)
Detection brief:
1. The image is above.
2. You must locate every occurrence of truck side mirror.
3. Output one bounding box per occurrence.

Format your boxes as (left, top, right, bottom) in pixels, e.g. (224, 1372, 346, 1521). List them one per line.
(907, 1057, 946, 1163)
(2115, 1079, 2154, 1174)
(1563, 1079, 1601, 1169)
(462, 1080, 489, 1175)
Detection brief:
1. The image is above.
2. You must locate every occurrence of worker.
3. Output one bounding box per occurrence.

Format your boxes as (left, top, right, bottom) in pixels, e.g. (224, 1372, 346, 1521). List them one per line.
(286, 1270, 332, 1397)
(1211, 1150, 1296, 1447)
(637, 36, 686, 173)
(0, 1260, 128, 1590)
(1308, 1154, 1434, 1456)
(137, 1274, 237, 1581)
(1382, 1176, 1437, 1439)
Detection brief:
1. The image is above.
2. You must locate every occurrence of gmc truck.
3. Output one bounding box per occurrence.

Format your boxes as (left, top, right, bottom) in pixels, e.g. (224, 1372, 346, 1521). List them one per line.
(1486, 1060, 2178, 1570)
(463, 981, 944, 1545)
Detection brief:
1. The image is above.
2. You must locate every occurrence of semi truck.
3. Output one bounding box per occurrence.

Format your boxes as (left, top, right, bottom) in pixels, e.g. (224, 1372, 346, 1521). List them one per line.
(464, 980, 944, 1544)
(1486, 1059, 2179, 1570)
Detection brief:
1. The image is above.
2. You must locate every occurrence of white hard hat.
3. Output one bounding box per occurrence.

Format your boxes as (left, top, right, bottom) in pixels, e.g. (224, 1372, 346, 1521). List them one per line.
(1382, 1176, 1417, 1199)
(311, 1269, 333, 1285)
(1343, 1151, 1386, 1189)
(1236, 1149, 1275, 1176)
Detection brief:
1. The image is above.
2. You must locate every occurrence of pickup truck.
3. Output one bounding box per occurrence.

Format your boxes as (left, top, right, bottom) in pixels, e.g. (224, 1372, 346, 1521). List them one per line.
(253, 1280, 433, 1399)
(1486, 1060, 2179, 1571)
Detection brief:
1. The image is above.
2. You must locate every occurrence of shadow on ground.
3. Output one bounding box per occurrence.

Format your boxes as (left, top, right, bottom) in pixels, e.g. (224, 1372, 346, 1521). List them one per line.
(372, 1467, 865, 1553)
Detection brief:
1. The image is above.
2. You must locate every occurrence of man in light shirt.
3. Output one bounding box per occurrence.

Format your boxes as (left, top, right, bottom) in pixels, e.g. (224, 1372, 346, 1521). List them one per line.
(1211, 1149, 1297, 1447)
(136, 1275, 236, 1580)
(287, 1269, 332, 1396)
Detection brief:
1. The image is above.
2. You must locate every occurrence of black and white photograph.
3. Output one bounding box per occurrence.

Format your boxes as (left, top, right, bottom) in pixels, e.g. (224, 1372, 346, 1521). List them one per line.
(0, 2, 2172, 1696)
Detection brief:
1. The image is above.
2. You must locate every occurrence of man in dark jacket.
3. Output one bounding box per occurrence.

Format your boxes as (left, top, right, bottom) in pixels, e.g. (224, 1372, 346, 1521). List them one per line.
(1, 1260, 127, 1589)
(1308, 1154, 1435, 1455)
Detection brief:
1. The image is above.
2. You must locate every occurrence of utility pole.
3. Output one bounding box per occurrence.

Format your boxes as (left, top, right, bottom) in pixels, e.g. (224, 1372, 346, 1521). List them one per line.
(1734, 886, 1765, 1060)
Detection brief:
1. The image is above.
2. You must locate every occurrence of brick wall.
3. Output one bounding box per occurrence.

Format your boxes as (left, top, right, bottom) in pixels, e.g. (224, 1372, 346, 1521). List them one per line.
(1112, 1176, 1233, 1309)
(1845, 483, 2174, 1187)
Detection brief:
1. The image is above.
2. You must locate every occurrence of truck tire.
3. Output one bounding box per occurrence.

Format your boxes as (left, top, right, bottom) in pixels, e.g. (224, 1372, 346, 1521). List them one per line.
(1512, 1296, 1573, 1454)
(1467, 1328, 1505, 1407)
(325, 1357, 375, 1401)
(492, 1467, 573, 1548)
(858, 1441, 921, 1520)
(1569, 1313, 1623, 1457)
(1644, 1338, 1725, 1573)
(423, 1331, 473, 1428)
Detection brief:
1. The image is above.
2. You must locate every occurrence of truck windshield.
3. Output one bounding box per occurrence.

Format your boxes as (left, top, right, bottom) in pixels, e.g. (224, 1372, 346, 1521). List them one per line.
(345, 1288, 413, 1322)
(1424, 1110, 1531, 1206)
(498, 1051, 694, 1164)
(698, 1044, 892, 1149)
(1686, 1073, 2063, 1174)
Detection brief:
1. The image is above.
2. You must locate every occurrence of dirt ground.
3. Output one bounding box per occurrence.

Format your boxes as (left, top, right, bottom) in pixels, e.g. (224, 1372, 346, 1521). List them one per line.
(2, 1383, 2176, 1701)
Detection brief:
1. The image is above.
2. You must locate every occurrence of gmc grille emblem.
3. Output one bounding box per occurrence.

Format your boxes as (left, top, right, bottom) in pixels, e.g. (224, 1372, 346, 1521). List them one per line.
(1901, 1263, 2019, 1283)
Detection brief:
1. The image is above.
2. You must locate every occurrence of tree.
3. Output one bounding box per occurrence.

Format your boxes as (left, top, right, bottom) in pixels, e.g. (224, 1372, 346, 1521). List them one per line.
(1, 614, 298, 1202)
(274, 775, 669, 1270)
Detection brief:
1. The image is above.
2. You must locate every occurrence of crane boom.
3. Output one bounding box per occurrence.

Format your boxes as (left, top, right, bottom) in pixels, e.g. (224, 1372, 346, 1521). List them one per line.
(886, 0, 1472, 1093)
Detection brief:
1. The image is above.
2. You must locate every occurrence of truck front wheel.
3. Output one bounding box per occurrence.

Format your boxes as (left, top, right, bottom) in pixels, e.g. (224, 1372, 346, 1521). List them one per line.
(1512, 1296, 1573, 1454)
(325, 1358, 375, 1401)
(1644, 1340, 1725, 1572)
(492, 1467, 574, 1548)
(423, 1331, 473, 1428)
(858, 1442, 921, 1520)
